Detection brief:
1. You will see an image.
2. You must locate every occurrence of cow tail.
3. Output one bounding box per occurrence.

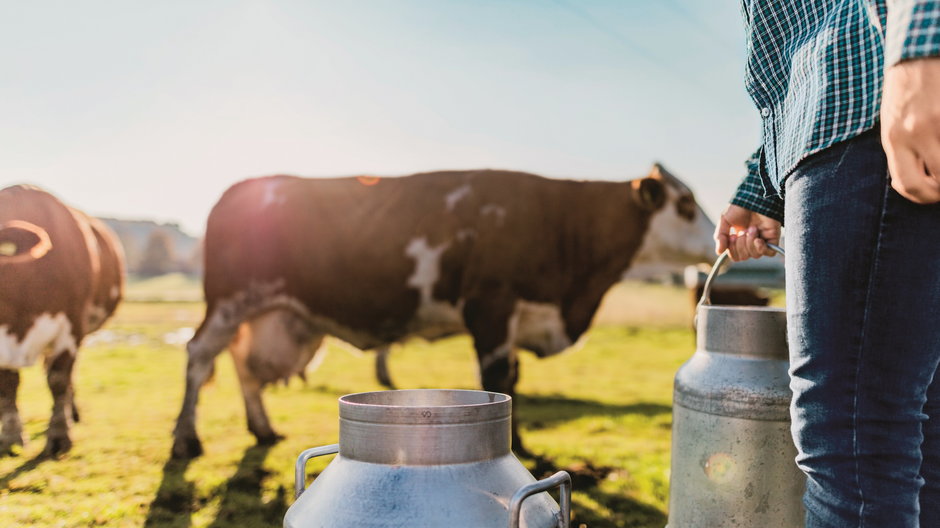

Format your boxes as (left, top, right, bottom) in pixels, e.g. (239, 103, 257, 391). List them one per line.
(0, 221, 53, 263)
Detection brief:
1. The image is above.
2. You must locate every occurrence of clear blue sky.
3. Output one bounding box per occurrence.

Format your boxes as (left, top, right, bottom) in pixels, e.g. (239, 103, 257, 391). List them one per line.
(1, 0, 760, 235)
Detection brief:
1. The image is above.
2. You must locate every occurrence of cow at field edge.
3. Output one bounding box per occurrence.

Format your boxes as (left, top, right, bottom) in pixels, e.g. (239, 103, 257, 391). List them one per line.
(171, 164, 715, 458)
(0, 185, 125, 456)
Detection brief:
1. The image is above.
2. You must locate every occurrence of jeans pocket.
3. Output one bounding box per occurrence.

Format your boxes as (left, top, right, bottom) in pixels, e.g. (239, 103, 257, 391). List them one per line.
(789, 130, 882, 189)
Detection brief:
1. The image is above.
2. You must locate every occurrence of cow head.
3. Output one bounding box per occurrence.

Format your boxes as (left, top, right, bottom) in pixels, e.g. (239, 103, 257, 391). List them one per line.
(624, 163, 716, 280)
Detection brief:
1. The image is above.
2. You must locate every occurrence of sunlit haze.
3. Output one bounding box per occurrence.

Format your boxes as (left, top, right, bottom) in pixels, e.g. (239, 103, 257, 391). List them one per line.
(1, 1, 759, 235)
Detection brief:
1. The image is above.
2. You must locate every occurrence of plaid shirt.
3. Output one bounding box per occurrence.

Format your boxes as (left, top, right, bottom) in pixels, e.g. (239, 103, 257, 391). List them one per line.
(731, 0, 940, 222)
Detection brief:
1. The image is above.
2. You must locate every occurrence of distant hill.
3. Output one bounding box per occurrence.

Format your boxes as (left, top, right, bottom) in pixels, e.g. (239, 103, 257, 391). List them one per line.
(99, 218, 202, 276)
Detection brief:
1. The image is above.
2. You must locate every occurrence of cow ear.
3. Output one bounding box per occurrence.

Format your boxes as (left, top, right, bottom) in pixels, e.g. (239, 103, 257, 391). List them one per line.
(631, 177, 666, 211)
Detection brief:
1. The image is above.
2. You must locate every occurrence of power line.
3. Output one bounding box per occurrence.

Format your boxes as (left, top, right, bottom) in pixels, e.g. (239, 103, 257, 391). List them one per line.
(549, 0, 728, 96)
(659, 0, 741, 53)
(549, 0, 664, 69)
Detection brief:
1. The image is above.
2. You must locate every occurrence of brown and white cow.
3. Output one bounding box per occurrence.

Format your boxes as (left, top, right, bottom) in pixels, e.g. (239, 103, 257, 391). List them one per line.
(0, 185, 125, 456)
(171, 164, 715, 458)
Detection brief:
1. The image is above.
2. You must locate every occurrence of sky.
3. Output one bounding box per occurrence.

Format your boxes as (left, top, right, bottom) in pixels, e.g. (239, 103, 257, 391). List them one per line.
(0, 0, 759, 236)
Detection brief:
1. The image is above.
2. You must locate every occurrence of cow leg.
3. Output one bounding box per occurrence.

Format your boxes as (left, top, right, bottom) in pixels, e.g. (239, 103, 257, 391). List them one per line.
(44, 350, 76, 457)
(172, 313, 237, 459)
(463, 297, 528, 454)
(480, 346, 527, 455)
(0, 368, 24, 456)
(234, 366, 281, 445)
(375, 345, 395, 390)
(230, 310, 325, 445)
(229, 330, 280, 445)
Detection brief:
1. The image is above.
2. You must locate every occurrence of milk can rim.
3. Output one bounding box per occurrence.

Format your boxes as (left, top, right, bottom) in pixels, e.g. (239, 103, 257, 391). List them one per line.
(340, 389, 510, 407)
(339, 389, 512, 425)
(698, 304, 786, 314)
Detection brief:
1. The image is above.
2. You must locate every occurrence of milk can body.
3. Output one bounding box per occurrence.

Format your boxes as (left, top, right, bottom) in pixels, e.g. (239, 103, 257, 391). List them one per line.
(284, 389, 570, 528)
(667, 303, 806, 528)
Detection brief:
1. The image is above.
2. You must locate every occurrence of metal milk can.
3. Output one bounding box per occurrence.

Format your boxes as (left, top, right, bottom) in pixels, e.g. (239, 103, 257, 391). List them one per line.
(284, 389, 571, 528)
(667, 245, 806, 527)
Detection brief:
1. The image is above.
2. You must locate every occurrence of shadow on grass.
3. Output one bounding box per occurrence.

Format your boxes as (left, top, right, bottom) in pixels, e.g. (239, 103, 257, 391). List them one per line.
(511, 396, 671, 527)
(516, 393, 671, 430)
(0, 452, 49, 492)
(206, 444, 287, 527)
(521, 451, 667, 528)
(143, 445, 287, 528)
(143, 457, 195, 528)
(572, 487, 668, 528)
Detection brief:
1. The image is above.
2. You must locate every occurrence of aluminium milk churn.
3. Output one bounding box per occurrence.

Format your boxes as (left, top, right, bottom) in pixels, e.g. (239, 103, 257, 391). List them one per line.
(667, 245, 805, 527)
(284, 389, 571, 528)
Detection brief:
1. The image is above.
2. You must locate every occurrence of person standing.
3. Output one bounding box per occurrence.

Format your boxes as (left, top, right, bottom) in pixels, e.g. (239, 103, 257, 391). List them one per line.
(715, 1, 940, 526)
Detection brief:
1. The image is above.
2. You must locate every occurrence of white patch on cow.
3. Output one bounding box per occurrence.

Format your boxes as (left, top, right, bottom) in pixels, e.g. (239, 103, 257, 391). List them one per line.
(445, 184, 472, 211)
(513, 301, 573, 358)
(110, 285, 120, 300)
(260, 180, 285, 208)
(404, 237, 464, 339)
(478, 309, 520, 372)
(480, 204, 507, 226)
(0, 313, 76, 369)
(628, 185, 715, 278)
(405, 237, 449, 299)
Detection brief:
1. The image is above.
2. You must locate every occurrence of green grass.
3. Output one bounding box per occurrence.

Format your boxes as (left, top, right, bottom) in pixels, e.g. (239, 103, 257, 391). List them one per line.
(125, 273, 203, 303)
(0, 282, 700, 527)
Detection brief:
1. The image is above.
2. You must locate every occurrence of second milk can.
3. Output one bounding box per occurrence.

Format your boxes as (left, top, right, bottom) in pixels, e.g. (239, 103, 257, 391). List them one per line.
(667, 245, 806, 527)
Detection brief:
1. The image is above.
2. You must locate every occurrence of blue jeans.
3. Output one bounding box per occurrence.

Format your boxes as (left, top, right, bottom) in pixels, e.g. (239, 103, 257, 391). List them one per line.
(784, 128, 940, 527)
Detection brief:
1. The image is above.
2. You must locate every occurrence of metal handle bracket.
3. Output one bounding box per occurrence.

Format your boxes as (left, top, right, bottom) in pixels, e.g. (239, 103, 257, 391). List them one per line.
(698, 242, 785, 308)
(293, 443, 339, 499)
(509, 470, 572, 528)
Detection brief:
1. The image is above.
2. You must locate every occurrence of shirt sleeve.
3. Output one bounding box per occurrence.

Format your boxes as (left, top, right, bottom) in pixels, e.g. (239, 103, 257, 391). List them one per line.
(886, 0, 940, 66)
(729, 148, 785, 223)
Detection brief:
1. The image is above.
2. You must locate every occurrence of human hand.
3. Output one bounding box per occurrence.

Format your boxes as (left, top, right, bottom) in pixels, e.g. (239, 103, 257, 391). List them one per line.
(714, 204, 782, 262)
(881, 57, 940, 204)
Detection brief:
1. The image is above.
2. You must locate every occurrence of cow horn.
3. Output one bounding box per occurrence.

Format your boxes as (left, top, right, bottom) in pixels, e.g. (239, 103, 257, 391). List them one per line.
(0, 220, 53, 263)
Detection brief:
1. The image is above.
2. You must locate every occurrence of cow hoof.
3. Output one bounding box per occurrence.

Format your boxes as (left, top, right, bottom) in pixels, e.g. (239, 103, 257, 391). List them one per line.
(254, 432, 285, 446)
(43, 435, 72, 458)
(0, 440, 24, 457)
(171, 436, 204, 459)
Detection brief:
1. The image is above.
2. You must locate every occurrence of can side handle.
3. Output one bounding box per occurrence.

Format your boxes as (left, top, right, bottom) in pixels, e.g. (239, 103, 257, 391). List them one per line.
(698, 242, 785, 308)
(508, 470, 571, 528)
(294, 444, 339, 499)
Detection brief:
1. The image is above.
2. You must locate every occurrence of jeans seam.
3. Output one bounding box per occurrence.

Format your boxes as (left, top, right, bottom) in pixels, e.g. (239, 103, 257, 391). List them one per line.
(851, 174, 891, 528)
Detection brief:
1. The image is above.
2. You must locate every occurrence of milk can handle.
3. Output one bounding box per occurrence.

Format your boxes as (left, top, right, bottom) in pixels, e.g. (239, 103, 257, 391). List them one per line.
(508, 470, 572, 528)
(293, 443, 339, 499)
(697, 242, 785, 308)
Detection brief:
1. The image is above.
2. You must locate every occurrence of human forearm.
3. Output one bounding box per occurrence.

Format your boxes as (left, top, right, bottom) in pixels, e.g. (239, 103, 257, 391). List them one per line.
(883, 1, 940, 203)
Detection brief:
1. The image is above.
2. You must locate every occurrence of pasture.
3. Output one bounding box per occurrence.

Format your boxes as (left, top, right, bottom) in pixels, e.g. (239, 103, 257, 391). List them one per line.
(0, 277, 742, 527)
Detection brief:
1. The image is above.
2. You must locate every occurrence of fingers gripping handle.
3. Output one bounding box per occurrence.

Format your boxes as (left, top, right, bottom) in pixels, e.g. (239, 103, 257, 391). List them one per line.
(293, 444, 339, 499)
(509, 471, 572, 528)
(698, 242, 785, 308)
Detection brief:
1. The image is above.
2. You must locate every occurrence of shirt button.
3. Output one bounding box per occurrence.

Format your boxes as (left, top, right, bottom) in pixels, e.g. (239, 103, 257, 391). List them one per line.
(761, 107, 771, 117)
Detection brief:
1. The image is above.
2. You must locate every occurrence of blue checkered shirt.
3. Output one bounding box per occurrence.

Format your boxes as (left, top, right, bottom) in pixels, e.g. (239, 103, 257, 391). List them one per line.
(731, 0, 940, 222)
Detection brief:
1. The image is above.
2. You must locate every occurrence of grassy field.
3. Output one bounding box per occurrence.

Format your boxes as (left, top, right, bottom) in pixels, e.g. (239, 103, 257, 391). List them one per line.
(0, 279, 735, 527)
